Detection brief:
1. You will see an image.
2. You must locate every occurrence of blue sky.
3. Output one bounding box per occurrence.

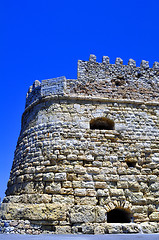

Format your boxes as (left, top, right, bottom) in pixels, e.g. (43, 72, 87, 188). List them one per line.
(0, 0, 159, 200)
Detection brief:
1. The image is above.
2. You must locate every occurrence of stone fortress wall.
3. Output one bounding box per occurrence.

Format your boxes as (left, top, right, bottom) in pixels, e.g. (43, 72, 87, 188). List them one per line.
(26, 54, 159, 108)
(1, 55, 159, 234)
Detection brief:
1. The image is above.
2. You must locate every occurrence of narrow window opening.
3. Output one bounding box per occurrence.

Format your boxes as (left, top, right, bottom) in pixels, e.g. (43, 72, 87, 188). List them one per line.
(126, 158, 136, 168)
(83, 160, 92, 166)
(90, 117, 114, 130)
(126, 161, 136, 168)
(115, 80, 122, 86)
(78, 227, 82, 233)
(107, 208, 131, 223)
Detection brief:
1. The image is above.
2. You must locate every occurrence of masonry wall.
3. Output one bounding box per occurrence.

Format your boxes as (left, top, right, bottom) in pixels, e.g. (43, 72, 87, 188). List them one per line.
(1, 55, 159, 234)
(2, 96, 159, 230)
(25, 55, 159, 110)
(72, 56, 159, 101)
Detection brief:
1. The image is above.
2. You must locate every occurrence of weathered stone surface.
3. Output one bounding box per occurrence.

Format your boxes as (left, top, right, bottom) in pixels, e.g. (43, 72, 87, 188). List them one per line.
(52, 195, 74, 204)
(141, 222, 159, 233)
(43, 173, 54, 181)
(55, 226, 71, 234)
(74, 197, 97, 205)
(45, 182, 61, 193)
(74, 189, 87, 196)
(54, 173, 67, 181)
(2, 55, 159, 234)
(128, 192, 147, 205)
(109, 189, 124, 196)
(70, 206, 95, 223)
(1, 203, 67, 221)
(95, 206, 106, 222)
(149, 212, 159, 221)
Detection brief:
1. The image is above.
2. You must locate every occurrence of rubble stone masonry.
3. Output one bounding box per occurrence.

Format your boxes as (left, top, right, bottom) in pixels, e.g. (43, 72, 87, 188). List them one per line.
(1, 55, 159, 234)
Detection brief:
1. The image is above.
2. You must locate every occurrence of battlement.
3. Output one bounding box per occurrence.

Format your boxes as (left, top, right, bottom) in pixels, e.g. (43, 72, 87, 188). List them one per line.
(25, 55, 159, 109)
(25, 77, 67, 108)
(87, 54, 159, 69)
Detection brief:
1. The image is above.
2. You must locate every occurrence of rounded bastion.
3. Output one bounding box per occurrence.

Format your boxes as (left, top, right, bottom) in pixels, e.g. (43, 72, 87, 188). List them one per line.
(1, 55, 159, 234)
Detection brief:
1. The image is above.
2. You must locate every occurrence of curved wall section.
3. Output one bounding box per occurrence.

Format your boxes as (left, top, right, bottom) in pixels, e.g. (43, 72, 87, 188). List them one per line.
(1, 55, 159, 234)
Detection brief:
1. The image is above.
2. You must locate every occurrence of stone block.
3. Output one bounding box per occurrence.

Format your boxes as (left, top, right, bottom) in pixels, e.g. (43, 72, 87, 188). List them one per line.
(115, 57, 123, 65)
(82, 181, 95, 189)
(149, 212, 159, 221)
(41, 77, 66, 96)
(52, 195, 74, 204)
(74, 165, 86, 174)
(95, 206, 106, 222)
(133, 213, 149, 222)
(62, 181, 72, 188)
(2, 203, 67, 221)
(45, 182, 61, 193)
(102, 56, 110, 64)
(128, 59, 136, 67)
(121, 223, 141, 233)
(89, 54, 96, 62)
(61, 188, 74, 195)
(87, 189, 97, 197)
(55, 226, 71, 234)
(109, 189, 124, 196)
(54, 173, 67, 181)
(82, 224, 94, 234)
(140, 60, 149, 69)
(117, 181, 128, 189)
(97, 189, 109, 197)
(94, 182, 107, 189)
(93, 174, 106, 182)
(128, 181, 140, 192)
(94, 225, 105, 234)
(70, 206, 95, 223)
(132, 206, 148, 213)
(74, 188, 87, 196)
(150, 182, 159, 191)
(141, 222, 158, 233)
(43, 173, 54, 181)
(67, 154, 77, 161)
(128, 192, 147, 205)
(105, 223, 123, 234)
(75, 197, 97, 205)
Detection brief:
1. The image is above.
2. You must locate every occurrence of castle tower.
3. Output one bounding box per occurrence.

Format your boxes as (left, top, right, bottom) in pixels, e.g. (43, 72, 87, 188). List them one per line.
(1, 55, 159, 234)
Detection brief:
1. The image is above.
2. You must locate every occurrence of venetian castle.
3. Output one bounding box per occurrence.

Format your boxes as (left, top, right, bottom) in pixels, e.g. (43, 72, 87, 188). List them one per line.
(1, 55, 159, 234)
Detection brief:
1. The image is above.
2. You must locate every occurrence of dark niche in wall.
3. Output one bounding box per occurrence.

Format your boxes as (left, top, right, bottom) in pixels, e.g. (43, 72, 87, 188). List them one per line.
(126, 161, 136, 168)
(125, 158, 137, 168)
(90, 117, 115, 130)
(107, 208, 131, 223)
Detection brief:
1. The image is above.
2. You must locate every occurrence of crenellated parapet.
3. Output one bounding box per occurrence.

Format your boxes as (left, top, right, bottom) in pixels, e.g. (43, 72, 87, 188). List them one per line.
(26, 80, 41, 108)
(25, 55, 159, 109)
(88, 54, 159, 69)
(74, 54, 159, 101)
(25, 77, 66, 108)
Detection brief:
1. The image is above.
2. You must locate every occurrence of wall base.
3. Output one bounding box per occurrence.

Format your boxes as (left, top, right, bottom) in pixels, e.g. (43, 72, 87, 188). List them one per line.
(0, 220, 159, 234)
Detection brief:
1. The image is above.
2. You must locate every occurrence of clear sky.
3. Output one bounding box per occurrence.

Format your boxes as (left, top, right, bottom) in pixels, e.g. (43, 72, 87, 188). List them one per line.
(0, 0, 159, 200)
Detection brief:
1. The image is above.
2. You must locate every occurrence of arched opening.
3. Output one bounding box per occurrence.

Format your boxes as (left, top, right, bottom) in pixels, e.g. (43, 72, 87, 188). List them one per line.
(125, 158, 137, 168)
(90, 117, 114, 130)
(126, 161, 136, 168)
(107, 208, 131, 223)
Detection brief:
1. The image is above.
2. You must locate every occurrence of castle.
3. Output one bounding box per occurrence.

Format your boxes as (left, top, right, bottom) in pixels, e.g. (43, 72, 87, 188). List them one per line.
(1, 55, 159, 234)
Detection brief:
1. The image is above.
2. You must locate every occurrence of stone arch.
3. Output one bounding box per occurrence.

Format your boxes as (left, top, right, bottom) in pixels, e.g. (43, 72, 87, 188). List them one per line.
(104, 200, 132, 214)
(107, 208, 131, 223)
(104, 200, 132, 223)
(90, 117, 114, 130)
